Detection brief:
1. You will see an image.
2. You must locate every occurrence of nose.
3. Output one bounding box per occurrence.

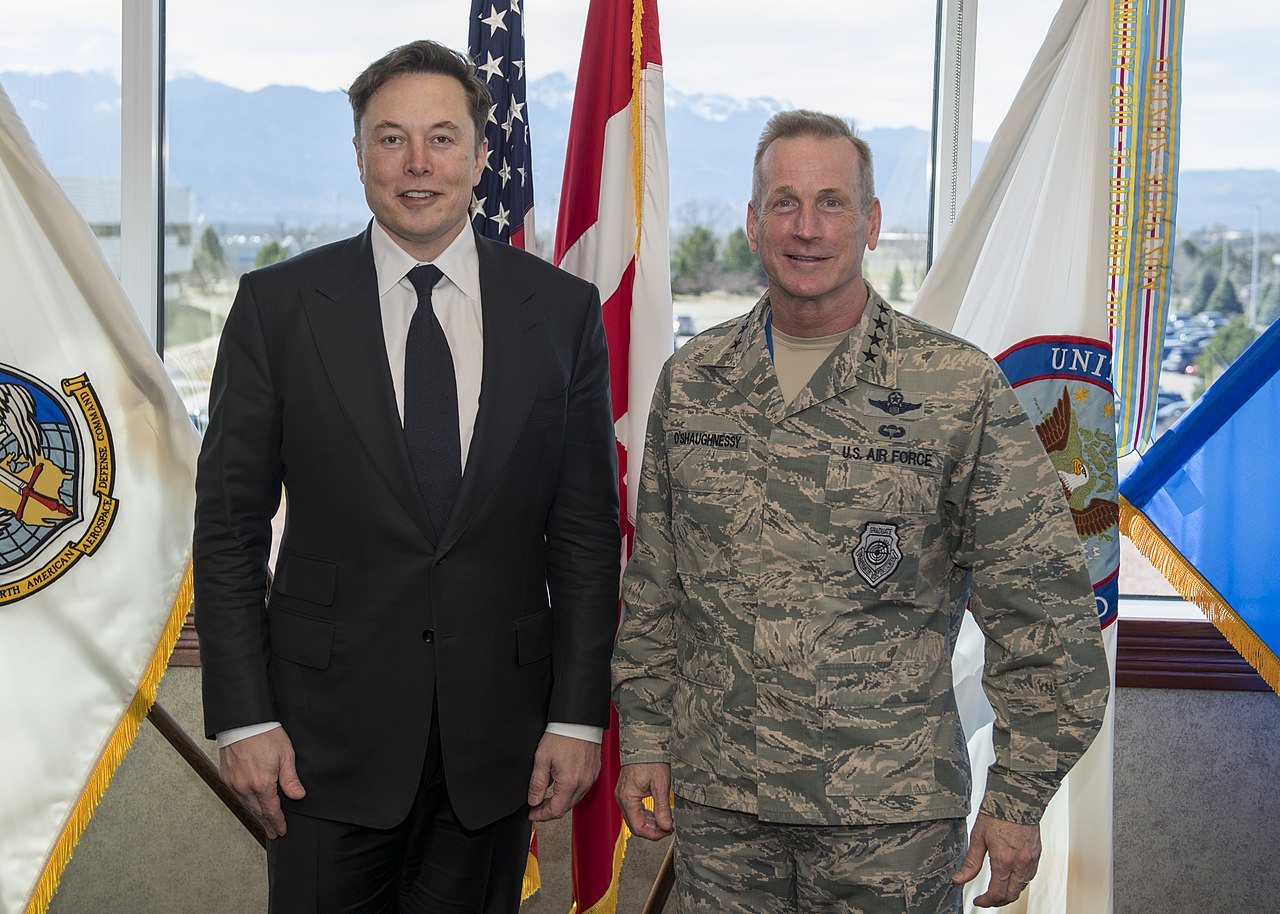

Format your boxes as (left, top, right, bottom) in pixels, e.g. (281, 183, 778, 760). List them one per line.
(792, 203, 820, 240)
(405, 139, 432, 175)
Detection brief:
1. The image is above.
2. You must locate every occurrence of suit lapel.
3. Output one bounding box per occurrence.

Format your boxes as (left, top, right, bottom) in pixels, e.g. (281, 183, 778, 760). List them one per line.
(440, 236, 545, 548)
(304, 228, 435, 542)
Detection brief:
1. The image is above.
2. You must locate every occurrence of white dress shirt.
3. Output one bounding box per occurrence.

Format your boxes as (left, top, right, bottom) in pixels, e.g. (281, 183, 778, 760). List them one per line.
(217, 222, 600, 748)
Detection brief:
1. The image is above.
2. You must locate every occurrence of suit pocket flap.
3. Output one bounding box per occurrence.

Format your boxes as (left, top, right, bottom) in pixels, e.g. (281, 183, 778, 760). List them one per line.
(273, 553, 337, 606)
(516, 610, 553, 665)
(269, 608, 334, 670)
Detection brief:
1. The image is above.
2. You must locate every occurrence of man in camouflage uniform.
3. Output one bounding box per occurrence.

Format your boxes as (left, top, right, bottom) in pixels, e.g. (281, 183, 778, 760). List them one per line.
(612, 110, 1110, 912)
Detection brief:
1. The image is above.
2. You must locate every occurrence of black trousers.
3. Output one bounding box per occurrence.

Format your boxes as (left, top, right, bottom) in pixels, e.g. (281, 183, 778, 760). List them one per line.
(266, 709, 531, 914)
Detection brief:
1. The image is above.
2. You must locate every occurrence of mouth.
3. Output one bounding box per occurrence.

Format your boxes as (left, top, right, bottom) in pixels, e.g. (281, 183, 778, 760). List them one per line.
(401, 191, 437, 200)
(785, 254, 828, 263)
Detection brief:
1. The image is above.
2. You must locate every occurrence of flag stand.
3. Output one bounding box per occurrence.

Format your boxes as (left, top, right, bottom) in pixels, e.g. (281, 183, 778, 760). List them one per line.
(640, 842, 674, 914)
(146, 702, 267, 848)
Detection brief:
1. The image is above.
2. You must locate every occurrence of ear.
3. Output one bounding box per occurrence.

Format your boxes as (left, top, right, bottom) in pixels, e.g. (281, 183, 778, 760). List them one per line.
(472, 138, 489, 185)
(353, 136, 366, 185)
(746, 203, 760, 253)
(865, 198, 882, 251)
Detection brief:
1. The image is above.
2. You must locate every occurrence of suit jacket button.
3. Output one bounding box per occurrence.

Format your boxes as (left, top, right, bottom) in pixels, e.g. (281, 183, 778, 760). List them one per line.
(422, 629, 435, 643)
(436, 556, 447, 565)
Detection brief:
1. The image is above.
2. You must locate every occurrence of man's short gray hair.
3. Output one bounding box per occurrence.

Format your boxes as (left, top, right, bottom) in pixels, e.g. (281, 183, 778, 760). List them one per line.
(751, 110, 875, 212)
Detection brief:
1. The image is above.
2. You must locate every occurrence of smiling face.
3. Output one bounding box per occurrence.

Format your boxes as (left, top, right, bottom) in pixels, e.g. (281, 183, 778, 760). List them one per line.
(355, 72, 487, 262)
(746, 135, 882, 336)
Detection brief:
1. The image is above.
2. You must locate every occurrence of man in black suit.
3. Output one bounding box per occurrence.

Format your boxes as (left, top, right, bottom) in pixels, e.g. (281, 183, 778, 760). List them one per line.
(194, 39, 620, 913)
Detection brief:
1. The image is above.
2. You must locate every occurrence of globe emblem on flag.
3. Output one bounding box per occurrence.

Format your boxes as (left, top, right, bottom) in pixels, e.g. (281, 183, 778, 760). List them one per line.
(0, 364, 116, 606)
(0, 370, 81, 574)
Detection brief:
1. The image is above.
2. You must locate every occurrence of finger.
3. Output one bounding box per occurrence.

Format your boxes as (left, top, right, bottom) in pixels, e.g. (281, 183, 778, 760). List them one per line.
(526, 758, 552, 808)
(951, 836, 987, 885)
(253, 785, 288, 839)
(278, 757, 307, 801)
(651, 781, 673, 831)
(619, 790, 661, 839)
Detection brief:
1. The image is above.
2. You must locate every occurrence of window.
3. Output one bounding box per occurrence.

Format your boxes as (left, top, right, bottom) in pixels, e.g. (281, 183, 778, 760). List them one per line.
(1, 3, 123, 273)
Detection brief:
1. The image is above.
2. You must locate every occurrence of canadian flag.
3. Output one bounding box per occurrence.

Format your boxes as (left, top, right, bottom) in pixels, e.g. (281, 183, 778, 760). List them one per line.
(553, 0, 671, 910)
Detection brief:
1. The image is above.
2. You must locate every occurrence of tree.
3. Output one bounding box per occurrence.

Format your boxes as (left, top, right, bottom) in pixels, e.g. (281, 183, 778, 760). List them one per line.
(1189, 268, 1217, 314)
(1195, 315, 1258, 389)
(190, 225, 229, 289)
(1205, 274, 1243, 316)
(720, 227, 765, 291)
(1259, 280, 1280, 325)
(888, 263, 905, 301)
(671, 224, 718, 293)
(255, 240, 289, 269)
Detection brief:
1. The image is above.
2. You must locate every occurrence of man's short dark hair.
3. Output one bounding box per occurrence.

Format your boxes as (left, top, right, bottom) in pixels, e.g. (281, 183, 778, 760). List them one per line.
(751, 109, 876, 212)
(347, 39, 491, 148)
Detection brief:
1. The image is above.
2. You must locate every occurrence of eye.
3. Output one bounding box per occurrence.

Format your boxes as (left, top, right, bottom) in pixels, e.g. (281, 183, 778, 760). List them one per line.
(431, 134, 455, 145)
(380, 134, 403, 146)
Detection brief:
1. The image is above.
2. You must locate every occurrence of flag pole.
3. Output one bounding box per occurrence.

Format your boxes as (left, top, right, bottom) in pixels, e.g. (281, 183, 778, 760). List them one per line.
(640, 842, 674, 914)
(146, 702, 267, 847)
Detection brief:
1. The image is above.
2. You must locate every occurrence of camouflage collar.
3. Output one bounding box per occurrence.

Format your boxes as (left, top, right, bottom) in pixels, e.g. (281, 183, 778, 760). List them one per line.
(698, 284, 899, 398)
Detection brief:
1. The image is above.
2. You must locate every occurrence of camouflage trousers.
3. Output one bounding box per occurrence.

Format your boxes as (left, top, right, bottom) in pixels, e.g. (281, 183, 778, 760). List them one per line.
(672, 796, 966, 914)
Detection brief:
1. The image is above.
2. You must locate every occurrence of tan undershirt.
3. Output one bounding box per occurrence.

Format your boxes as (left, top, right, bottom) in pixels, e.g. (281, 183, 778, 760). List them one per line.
(772, 326, 850, 404)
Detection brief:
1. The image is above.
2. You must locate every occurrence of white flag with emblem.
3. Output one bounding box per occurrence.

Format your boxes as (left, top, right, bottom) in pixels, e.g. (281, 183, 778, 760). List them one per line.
(0, 83, 198, 914)
(912, 1, 1119, 912)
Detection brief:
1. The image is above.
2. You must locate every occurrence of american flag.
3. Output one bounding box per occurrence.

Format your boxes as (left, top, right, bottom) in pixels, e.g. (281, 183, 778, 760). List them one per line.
(468, 0, 535, 250)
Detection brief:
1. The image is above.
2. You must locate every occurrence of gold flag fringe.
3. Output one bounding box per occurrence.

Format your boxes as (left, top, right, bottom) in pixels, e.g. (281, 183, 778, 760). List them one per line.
(629, 0, 645, 257)
(520, 824, 542, 902)
(25, 560, 194, 914)
(1119, 497, 1280, 696)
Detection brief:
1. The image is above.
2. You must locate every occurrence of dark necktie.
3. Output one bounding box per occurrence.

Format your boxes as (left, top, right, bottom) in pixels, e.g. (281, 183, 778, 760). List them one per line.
(403, 264, 460, 536)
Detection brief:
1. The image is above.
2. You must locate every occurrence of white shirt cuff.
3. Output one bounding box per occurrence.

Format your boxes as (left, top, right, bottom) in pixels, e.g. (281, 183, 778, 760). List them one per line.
(216, 721, 282, 748)
(545, 722, 604, 744)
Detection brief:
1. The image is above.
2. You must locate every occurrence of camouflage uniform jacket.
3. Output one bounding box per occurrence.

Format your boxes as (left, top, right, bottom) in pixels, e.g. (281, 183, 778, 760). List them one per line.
(613, 286, 1110, 827)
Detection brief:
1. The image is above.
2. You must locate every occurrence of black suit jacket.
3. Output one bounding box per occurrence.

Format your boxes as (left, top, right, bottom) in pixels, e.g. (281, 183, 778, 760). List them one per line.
(194, 226, 620, 830)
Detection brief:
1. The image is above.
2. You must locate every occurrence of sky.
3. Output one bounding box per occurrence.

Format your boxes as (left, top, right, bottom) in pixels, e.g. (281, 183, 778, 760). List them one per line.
(1, 0, 1277, 172)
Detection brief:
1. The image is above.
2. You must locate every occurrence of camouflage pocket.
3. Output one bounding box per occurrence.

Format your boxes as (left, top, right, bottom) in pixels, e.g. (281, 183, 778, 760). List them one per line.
(990, 671, 1060, 772)
(671, 640, 731, 773)
(823, 455, 941, 602)
(668, 442, 755, 579)
(818, 657, 937, 797)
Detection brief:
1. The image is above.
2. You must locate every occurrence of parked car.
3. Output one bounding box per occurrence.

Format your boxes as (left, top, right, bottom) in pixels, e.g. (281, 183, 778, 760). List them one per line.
(1155, 399, 1189, 433)
(1195, 310, 1227, 329)
(1162, 346, 1200, 374)
(674, 313, 695, 349)
(1164, 326, 1212, 348)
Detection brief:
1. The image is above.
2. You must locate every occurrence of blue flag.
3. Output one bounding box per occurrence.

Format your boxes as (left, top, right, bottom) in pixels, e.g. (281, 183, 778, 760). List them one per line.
(1119, 317, 1280, 694)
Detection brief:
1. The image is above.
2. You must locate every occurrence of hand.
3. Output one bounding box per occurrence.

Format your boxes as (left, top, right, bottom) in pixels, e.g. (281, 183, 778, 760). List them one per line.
(527, 733, 602, 822)
(952, 812, 1042, 908)
(218, 727, 306, 839)
(615, 762, 673, 841)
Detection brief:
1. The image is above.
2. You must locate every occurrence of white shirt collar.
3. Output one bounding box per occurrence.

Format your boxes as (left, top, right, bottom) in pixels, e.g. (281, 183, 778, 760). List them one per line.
(369, 219, 481, 303)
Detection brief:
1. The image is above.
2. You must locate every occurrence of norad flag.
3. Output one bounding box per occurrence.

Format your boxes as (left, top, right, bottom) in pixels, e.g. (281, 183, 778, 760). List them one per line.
(0, 84, 198, 914)
(553, 0, 671, 910)
(912, 1, 1118, 912)
(1120, 317, 1280, 694)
